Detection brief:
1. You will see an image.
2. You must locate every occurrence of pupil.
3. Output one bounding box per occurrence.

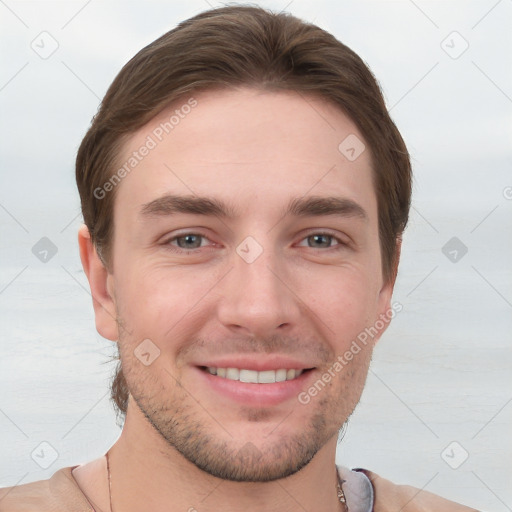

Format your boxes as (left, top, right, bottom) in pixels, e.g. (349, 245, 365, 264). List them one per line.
(179, 235, 200, 248)
(311, 234, 329, 248)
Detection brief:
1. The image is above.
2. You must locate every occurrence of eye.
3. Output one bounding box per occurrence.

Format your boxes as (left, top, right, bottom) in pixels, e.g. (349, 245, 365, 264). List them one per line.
(165, 233, 212, 252)
(162, 231, 347, 253)
(297, 232, 345, 250)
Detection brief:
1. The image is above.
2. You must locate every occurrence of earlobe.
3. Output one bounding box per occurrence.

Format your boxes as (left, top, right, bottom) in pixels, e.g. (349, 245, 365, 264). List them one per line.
(389, 236, 402, 291)
(374, 237, 403, 344)
(78, 224, 118, 341)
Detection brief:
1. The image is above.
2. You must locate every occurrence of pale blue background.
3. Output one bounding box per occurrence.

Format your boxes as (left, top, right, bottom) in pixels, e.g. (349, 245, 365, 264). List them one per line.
(1, 1, 511, 511)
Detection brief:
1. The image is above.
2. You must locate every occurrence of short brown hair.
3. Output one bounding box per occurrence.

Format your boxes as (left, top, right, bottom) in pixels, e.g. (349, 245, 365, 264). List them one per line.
(76, 5, 412, 419)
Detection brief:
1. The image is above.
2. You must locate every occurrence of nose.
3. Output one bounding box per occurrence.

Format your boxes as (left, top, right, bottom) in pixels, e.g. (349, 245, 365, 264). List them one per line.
(216, 241, 302, 338)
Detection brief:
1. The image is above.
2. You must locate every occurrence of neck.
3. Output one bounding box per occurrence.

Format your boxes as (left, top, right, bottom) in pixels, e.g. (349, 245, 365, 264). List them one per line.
(108, 403, 343, 512)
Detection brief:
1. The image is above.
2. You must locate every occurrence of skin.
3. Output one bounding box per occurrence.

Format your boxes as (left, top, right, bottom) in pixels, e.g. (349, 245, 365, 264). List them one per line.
(78, 87, 398, 512)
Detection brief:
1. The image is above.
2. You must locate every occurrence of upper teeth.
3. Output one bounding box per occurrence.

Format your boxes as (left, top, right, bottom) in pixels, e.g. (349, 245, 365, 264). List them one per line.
(206, 367, 303, 383)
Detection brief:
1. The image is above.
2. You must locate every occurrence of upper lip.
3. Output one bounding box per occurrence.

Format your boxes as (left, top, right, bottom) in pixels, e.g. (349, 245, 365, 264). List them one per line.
(194, 356, 315, 372)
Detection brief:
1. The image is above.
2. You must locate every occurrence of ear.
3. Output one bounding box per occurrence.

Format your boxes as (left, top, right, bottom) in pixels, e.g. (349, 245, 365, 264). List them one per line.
(374, 237, 402, 343)
(78, 224, 118, 341)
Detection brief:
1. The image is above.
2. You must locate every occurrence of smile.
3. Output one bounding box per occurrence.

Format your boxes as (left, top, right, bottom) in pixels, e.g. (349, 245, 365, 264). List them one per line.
(203, 367, 306, 383)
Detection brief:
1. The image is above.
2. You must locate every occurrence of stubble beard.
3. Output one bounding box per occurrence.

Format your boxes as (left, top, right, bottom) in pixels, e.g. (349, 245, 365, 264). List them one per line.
(122, 358, 365, 483)
(115, 313, 371, 483)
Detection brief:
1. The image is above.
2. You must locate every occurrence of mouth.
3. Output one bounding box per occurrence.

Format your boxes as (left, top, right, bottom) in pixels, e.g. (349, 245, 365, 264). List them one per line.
(199, 366, 313, 383)
(195, 364, 316, 407)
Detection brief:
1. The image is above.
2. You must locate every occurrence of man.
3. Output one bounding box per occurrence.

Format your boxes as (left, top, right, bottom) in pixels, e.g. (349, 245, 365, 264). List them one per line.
(0, 5, 479, 511)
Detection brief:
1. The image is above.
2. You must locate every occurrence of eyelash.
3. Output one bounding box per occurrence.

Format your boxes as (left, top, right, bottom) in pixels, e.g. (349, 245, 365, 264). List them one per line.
(163, 231, 348, 253)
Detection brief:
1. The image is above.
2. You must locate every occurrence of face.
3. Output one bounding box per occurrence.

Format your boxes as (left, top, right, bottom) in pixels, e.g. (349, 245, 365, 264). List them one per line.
(96, 87, 394, 481)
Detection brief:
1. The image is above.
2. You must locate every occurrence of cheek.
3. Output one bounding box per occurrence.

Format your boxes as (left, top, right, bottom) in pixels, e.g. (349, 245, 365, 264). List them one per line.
(113, 263, 220, 340)
(113, 247, 382, 349)
(308, 270, 380, 343)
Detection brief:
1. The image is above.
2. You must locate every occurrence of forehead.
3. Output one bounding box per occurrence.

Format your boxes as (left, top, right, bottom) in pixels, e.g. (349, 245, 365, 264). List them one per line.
(114, 87, 376, 222)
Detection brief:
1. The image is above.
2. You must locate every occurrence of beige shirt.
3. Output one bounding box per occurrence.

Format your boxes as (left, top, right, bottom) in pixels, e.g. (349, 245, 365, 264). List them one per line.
(0, 458, 480, 512)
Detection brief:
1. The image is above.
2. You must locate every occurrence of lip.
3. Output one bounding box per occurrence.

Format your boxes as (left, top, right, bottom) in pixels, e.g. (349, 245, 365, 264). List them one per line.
(194, 356, 315, 372)
(193, 365, 316, 407)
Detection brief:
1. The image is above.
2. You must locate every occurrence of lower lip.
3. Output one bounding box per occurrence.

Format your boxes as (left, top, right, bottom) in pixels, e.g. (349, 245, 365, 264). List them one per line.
(194, 367, 315, 407)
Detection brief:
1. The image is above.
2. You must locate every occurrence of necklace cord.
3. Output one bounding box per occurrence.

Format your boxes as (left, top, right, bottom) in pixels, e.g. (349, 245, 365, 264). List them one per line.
(106, 450, 113, 512)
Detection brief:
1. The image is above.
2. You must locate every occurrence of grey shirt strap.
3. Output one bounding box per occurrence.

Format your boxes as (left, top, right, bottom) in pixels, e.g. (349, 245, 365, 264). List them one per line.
(336, 465, 374, 512)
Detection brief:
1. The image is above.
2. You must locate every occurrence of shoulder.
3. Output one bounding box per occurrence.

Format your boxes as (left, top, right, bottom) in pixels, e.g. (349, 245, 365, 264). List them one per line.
(0, 467, 92, 512)
(356, 468, 481, 512)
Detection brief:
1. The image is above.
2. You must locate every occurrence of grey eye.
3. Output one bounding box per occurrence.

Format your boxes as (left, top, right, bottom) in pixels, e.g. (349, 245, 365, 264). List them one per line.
(175, 234, 203, 249)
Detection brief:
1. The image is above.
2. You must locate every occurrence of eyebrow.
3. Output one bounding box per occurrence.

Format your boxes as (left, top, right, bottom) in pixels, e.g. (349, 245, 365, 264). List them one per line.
(140, 194, 368, 223)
